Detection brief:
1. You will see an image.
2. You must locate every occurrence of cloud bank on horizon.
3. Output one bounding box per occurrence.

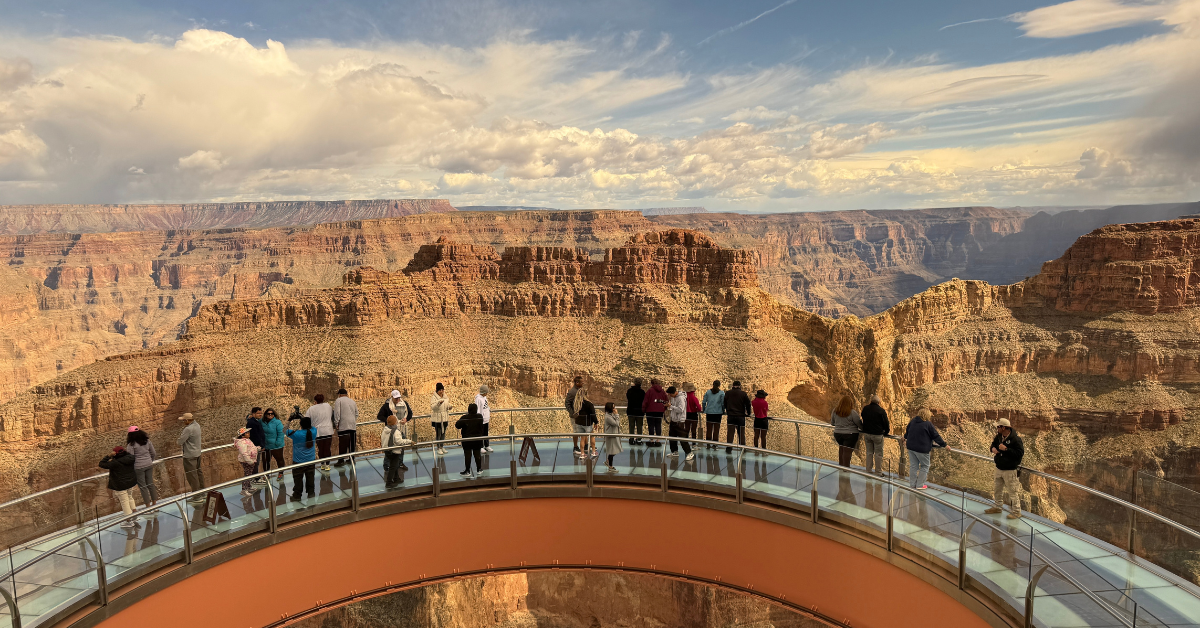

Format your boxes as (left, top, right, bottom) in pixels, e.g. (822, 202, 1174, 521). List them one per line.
(0, 0, 1197, 211)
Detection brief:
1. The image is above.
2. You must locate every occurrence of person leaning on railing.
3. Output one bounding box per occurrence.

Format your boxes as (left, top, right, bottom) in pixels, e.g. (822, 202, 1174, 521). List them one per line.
(860, 395, 890, 477)
(752, 389, 770, 451)
(177, 412, 206, 502)
(724, 381, 751, 453)
(984, 418, 1025, 520)
(830, 396, 862, 468)
(98, 446, 139, 529)
(333, 388, 359, 467)
(702, 380, 724, 449)
(903, 408, 946, 490)
(642, 379, 668, 447)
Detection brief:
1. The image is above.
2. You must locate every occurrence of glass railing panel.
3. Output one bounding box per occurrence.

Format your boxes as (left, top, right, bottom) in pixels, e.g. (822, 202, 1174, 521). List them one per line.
(743, 455, 815, 506)
(1136, 472, 1200, 534)
(354, 445, 437, 497)
(512, 437, 568, 479)
(615, 439, 665, 478)
(187, 474, 276, 544)
(1133, 510, 1200, 587)
(12, 536, 98, 628)
(0, 479, 108, 552)
(1026, 567, 1132, 628)
(961, 522, 1036, 609)
(927, 447, 995, 499)
(95, 504, 187, 583)
(890, 489, 967, 565)
(1031, 480, 1131, 555)
(670, 446, 739, 489)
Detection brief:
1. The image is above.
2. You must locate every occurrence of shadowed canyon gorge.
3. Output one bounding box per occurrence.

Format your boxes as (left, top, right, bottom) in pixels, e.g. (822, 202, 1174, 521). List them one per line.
(0, 198, 1198, 513)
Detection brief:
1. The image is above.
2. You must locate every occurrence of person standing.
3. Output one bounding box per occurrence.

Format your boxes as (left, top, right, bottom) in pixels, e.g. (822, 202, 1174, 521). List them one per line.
(641, 379, 668, 447)
(475, 385, 493, 452)
(286, 417, 318, 501)
(831, 395, 863, 468)
(380, 414, 410, 489)
(626, 378, 646, 445)
(430, 383, 453, 455)
(903, 408, 946, 490)
(305, 394, 336, 473)
(261, 408, 286, 481)
(702, 381, 725, 449)
(566, 376, 586, 455)
(234, 427, 261, 496)
(99, 446, 139, 528)
(724, 382, 752, 454)
(177, 413, 206, 502)
(683, 383, 701, 443)
(377, 390, 411, 476)
(984, 418, 1025, 519)
(456, 403, 486, 479)
(244, 407, 266, 487)
(665, 386, 694, 461)
(860, 395, 890, 476)
(333, 389, 359, 467)
(603, 402, 623, 472)
(752, 390, 770, 451)
(126, 427, 159, 509)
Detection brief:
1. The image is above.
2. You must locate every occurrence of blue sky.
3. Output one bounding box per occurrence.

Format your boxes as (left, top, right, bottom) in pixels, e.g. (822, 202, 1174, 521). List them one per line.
(0, 0, 1197, 210)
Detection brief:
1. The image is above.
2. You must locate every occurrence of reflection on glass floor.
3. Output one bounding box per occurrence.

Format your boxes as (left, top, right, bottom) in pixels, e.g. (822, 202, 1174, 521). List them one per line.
(2, 438, 1198, 628)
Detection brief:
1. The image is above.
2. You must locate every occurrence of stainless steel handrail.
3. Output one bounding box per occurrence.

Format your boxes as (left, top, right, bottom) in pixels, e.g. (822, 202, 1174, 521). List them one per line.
(8, 430, 1139, 628)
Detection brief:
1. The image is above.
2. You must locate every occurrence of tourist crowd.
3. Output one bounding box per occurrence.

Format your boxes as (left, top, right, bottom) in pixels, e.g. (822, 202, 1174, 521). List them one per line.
(98, 378, 1025, 528)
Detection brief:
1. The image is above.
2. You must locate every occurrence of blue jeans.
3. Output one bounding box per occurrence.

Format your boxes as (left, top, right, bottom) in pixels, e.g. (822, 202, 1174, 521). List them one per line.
(908, 450, 931, 488)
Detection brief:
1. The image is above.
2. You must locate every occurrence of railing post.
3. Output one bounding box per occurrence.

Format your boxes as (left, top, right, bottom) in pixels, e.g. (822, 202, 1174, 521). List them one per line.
(80, 536, 107, 607)
(1127, 478, 1138, 553)
(510, 435, 518, 490)
(794, 423, 801, 456)
(958, 519, 979, 589)
(811, 463, 821, 524)
(176, 500, 195, 563)
(73, 483, 84, 528)
(888, 486, 901, 552)
(350, 456, 360, 513)
(432, 466, 441, 497)
(1025, 564, 1051, 628)
(264, 479, 278, 534)
(0, 584, 19, 628)
(586, 454, 594, 489)
(735, 471, 743, 504)
(660, 461, 668, 493)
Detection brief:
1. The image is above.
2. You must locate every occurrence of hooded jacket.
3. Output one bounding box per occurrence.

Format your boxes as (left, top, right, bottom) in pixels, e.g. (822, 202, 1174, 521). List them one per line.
(430, 393, 453, 423)
(686, 391, 702, 414)
(456, 413, 486, 444)
(625, 385, 646, 416)
(99, 450, 137, 491)
(991, 429, 1025, 470)
(668, 393, 687, 423)
(724, 387, 752, 419)
(642, 384, 668, 414)
(702, 389, 725, 415)
(904, 417, 947, 454)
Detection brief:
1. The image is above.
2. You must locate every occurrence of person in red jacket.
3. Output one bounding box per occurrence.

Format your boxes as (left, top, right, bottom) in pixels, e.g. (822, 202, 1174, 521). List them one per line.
(641, 379, 668, 447)
(683, 383, 702, 443)
(751, 390, 770, 451)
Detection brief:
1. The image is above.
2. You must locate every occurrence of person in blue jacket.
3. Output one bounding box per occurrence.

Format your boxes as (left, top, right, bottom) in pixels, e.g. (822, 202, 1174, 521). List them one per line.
(286, 416, 318, 500)
(903, 408, 946, 489)
(261, 408, 287, 482)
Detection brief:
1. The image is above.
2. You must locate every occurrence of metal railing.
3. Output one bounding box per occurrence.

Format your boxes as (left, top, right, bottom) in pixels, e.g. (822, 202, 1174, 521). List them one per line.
(0, 430, 1150, 628)
(3, 405, 1200, 589)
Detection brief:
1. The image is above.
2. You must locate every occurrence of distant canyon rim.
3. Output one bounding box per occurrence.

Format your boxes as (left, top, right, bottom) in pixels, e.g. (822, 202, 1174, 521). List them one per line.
(0, 198, 1199, 503)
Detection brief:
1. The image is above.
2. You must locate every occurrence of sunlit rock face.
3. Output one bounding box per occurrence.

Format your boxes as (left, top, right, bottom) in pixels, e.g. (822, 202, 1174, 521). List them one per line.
(287, 571, 834, 628)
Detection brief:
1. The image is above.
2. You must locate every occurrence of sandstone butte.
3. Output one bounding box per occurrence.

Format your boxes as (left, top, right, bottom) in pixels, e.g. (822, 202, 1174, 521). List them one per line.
(1, 218, 1198, 499)
(0, 206, 1030, 408)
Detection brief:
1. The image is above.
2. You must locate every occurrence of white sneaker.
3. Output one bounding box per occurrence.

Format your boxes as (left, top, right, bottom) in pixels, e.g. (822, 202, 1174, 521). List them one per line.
(685, 452, 695, 461)
(119, 520, 136, 529)
(486, 446, 494, 452)
(437, 447, 446, 455)
(240, 489, 252, 496)
(666, 452, 678, 458)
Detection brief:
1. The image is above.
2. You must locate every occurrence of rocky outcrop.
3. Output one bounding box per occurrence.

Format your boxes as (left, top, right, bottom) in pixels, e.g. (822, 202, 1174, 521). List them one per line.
(0, 199, 456, 234)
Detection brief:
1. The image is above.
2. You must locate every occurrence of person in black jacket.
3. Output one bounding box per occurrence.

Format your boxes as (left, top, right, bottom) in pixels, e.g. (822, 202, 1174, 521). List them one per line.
(244, 407, 266, 486)
(860, 395, 890, 476)
(626, 378, 646, 446)
(724, 381, 752, 454)
(985, 418, 1025, 519)
(456, 403, 486, 479)
(99, 446, 140, 528)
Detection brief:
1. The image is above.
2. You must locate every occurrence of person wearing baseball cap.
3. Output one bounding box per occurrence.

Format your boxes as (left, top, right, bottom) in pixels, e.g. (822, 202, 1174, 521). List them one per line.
(985, 418, 1025, 519)
(176, 412, 206, 501)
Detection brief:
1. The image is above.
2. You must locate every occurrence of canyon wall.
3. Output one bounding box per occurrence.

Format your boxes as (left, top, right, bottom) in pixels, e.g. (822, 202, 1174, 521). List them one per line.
(0, 199, 455, 234)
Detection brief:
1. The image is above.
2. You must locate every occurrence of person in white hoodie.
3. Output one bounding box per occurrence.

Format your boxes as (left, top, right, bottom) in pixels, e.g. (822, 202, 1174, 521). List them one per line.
(430, 383, 453, 455)
(474, 385, 493, 452)
(666, 386, 694, 461)
(304, 394, 336, 473)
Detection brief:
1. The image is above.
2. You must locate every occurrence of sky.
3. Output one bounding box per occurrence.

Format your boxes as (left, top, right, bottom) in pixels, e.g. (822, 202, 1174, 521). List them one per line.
(0, 0, 1198, 211)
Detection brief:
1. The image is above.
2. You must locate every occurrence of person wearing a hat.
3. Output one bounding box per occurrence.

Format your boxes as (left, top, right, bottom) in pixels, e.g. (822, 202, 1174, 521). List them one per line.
(99, 446, 139, 528)
(683, 383, 701, 444)
(752, 390, 770, 451)
(177, 413, 206, 501)
(474, 385, 492, 452)
(985, 418, 1025, 519)
(234, 427, 261, 496)
(377, 390, 411, 476)
(430, 383, 453, 455)
(126, 426, 159, 508)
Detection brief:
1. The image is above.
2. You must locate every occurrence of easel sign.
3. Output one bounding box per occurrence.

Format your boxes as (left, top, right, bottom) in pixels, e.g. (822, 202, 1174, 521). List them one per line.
(518, 437, 540, 464)
(202, 490, 231, 524)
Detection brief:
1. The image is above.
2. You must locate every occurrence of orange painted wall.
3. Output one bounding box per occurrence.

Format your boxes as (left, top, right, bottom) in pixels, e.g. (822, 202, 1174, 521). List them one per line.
(94, 498, 991, 628)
